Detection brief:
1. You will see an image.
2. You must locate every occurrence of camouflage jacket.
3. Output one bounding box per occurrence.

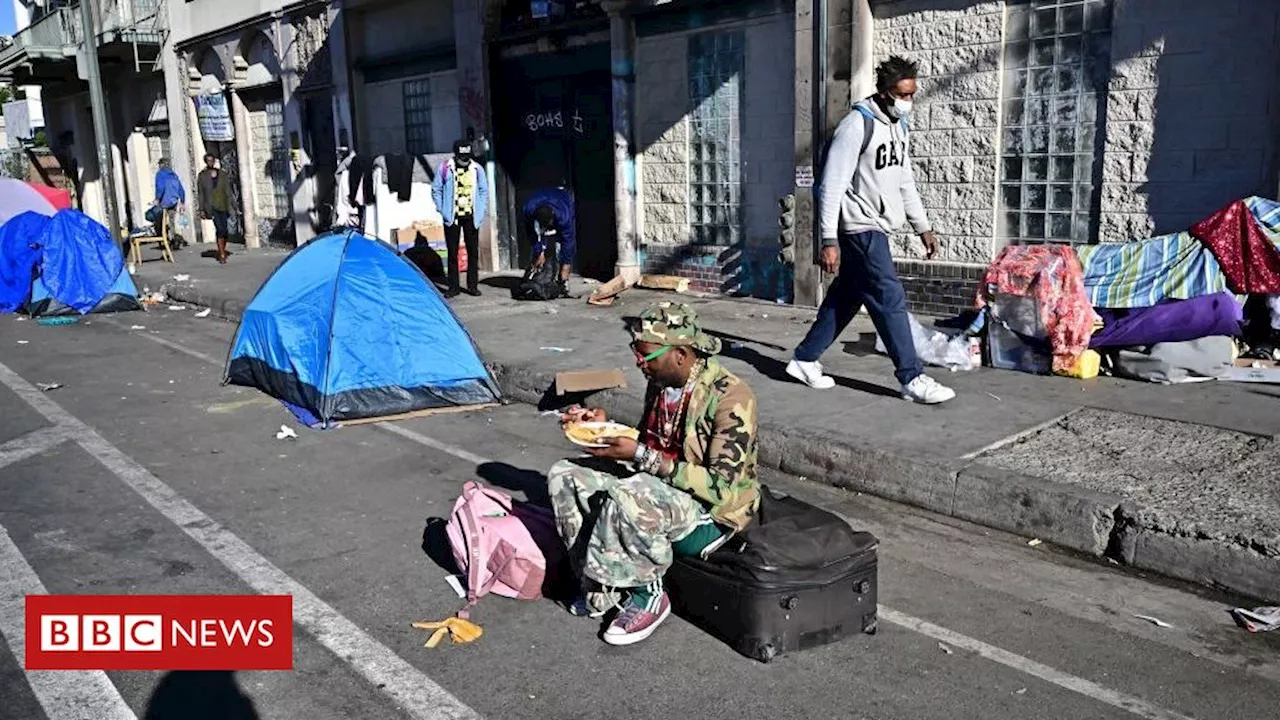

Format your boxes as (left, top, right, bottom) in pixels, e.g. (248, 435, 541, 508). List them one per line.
(641, 357, 761, 531)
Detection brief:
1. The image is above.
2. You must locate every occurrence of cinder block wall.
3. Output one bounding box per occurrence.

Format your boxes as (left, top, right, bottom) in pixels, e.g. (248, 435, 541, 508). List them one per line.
(635, 11, 796, 299)
(1099, 0, 1280, 241)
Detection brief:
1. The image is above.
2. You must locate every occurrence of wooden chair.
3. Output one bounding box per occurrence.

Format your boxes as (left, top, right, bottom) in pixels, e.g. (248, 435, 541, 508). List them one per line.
(130, 208, 174, 264)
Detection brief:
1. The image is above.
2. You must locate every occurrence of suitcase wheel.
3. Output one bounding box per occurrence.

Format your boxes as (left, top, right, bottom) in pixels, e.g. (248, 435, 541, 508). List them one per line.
(854, 580, 871, 595)
(757, 643, 778, 662)
(780, 595, 799, 611)
(863, 618, 878, 635)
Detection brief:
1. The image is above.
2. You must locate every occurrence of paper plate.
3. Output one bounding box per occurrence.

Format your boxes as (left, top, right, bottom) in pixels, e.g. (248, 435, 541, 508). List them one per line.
(564, 421, 639, 448)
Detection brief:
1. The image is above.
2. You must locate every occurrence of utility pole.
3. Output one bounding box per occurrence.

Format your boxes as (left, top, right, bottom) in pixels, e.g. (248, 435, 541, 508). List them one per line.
(77, 0, 120, 238)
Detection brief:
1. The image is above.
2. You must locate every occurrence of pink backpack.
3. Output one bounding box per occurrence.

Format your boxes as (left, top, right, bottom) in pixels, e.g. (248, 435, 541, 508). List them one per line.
(446, 481, 562, 618)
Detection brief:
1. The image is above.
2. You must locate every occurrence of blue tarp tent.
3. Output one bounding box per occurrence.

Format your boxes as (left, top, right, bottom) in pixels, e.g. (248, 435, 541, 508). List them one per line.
(0, 209, 140, 316)
(224, 230, 501, 426)
(0, 212, 50, 313)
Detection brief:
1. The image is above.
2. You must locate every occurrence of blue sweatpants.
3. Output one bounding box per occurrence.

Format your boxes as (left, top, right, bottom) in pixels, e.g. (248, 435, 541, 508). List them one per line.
(793, 230, 923, 386)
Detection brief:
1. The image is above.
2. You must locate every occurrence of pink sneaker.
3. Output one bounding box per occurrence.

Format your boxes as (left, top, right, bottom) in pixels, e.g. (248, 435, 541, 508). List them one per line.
(602, 592, 671, 646)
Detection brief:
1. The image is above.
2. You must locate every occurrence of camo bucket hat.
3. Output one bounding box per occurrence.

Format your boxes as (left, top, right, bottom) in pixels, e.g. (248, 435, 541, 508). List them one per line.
(631, 301, 721, 356)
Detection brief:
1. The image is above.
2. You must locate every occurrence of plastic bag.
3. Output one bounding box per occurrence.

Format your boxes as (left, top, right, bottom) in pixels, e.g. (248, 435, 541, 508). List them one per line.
(876, 313, 980, 371)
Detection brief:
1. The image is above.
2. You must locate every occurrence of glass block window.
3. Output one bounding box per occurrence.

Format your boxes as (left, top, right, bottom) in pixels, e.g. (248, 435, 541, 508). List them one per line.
(1000, 0, 1112, 245)
(264, 98, 291, 218)
(403, 78, 434, 155)
(687, 31, 744, 246)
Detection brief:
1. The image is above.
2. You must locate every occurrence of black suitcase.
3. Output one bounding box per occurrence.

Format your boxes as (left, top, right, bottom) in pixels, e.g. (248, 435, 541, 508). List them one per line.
(665, 487, 878, 662)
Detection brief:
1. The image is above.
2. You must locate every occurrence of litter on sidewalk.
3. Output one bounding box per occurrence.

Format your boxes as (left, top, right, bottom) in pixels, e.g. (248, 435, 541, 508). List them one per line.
(36, 382, 62, 392)
(1231, 606, 1280, 633)
(275, 425, 298, 440)
(637, 275, 690, 293)
(1133, 614, 1173, 629)
(540, 346, 573, 353)
(194, 308, 212, 318)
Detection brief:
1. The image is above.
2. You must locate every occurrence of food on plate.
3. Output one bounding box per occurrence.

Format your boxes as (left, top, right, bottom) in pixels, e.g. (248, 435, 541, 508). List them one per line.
(564, 421, 640, 446)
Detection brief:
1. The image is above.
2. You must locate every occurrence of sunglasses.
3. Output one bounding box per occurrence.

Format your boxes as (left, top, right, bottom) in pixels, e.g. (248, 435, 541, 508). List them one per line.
(632, 344, 672, 363)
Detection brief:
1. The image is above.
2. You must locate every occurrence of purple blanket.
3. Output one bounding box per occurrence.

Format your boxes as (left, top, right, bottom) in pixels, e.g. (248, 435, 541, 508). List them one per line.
(1091, 292, 1242, 348)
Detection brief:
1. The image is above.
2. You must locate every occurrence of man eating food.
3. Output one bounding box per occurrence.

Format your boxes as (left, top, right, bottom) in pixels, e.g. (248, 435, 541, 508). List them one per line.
(549, 301, 761, 645)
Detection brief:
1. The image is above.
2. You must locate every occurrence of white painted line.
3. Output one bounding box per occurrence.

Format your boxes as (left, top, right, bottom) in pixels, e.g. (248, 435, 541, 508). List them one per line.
(0, 524, 137, 720)
(0, 426, 74, 469)
(375, 423, 491, 466)
(102, 307, 1198, 720)
(0, 361, 481, 720)
(878, 607, 1196, 720)
(98, 317, 225, 367)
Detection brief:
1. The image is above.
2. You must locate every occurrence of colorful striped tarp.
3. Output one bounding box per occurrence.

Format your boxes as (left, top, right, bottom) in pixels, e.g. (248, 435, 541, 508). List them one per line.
(1078, 196, 1280, 309)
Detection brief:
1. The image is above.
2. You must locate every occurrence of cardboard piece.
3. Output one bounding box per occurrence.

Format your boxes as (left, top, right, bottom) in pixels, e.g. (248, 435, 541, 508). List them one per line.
(556, 369, 627, 396)
(637, 274, 690, 293)
(1218, 358, 1280, 383)
(588, 275, 630, 305)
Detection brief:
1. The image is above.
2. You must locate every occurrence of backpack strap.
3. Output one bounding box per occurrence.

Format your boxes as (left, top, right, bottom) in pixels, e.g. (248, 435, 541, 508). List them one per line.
(455, 482, 516, 620)
(853, 104, 876, 158)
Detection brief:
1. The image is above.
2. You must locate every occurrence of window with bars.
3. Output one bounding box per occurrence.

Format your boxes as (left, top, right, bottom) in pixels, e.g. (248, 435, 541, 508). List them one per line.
(999, 0, 1112, 245)
(687, 30, 743, 246)
(403, 78, 434, 155)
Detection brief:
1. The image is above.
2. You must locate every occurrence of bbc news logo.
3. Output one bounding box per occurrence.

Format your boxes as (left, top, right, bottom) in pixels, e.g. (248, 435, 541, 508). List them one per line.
(26, 595, 292, 670)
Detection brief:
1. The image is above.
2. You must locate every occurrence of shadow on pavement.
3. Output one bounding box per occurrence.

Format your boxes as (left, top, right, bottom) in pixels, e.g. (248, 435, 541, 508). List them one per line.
(144, 670, 259, 720)
(477, 461, 551, 506)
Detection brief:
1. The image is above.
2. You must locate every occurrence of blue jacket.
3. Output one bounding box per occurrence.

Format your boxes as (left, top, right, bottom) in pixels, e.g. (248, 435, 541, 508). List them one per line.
(155, 168, 186, 209)
(431, 159, 488, 227)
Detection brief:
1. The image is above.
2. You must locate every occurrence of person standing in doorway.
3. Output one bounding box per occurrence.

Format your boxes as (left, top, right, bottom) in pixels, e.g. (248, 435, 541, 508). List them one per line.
(786, 55, 955, 405)
(432, 140, 489, 297)
(197, 153, 231, 264)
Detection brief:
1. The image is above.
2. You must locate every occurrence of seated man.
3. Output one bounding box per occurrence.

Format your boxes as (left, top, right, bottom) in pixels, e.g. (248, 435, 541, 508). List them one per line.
(549, 301, 760, 646)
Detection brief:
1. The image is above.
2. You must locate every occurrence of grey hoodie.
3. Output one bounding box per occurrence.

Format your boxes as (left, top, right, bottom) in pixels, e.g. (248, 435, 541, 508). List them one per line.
(818, 97, 931, 247)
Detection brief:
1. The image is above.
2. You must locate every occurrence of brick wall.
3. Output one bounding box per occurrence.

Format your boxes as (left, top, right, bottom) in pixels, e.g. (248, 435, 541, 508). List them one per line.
(896, 261, 982, 317)
(1099, 0, 1280, 241)
(871, 0, 1004, 265)
(634, 11, 795, 301)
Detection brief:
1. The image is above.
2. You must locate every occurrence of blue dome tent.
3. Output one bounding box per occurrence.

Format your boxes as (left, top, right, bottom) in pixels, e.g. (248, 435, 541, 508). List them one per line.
(223, 230, 501, 426)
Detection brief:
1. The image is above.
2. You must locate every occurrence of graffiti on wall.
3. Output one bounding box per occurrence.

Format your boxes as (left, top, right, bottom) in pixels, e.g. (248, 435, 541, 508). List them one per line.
(524, 107, 584, 134)
(460, 67, 487, 132)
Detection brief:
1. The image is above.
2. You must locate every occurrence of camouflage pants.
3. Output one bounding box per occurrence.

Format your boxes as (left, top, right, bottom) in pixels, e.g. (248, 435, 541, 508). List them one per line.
(547, 458, 707, 589)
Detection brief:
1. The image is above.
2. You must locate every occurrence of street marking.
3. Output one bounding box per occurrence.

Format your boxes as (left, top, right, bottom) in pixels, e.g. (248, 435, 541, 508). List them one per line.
(879, 608, 1196, 720)
(0, 523, 137, 720)
(0, 426, 73, 469)
(95, 311, 1198, 719)
(99, 317, 225, 367)
(0, 361, 481, 720)
(375, 423, 491, 466)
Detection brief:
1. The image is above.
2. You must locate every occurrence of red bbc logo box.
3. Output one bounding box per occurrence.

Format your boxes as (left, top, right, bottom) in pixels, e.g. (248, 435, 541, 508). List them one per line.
(25, 595, 292, 671)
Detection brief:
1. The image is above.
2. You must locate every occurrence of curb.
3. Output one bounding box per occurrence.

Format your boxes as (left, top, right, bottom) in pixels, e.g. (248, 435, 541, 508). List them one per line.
(157, 281, 1280, 604)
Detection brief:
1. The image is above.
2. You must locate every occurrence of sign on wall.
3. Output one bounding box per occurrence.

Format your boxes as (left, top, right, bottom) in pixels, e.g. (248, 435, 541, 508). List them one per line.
(195, 94, 234, 142)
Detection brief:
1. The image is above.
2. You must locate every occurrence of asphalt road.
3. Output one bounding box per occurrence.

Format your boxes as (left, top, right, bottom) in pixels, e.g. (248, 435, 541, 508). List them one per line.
(1, 308, 1279, 720)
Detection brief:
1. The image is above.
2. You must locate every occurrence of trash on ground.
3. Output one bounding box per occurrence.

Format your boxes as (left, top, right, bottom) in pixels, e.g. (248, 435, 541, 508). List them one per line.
(36, 316, 78, 326)
(173, 274, 190, 281)
(194, 308, 212, 318)
(1231, 606, 1280, 633)
(588, 275, 629, 306)
(129, 325, 146, 330)
(1133, 614, 1173, 628)
(1027, 538, 1042, 547)
(540, 346, 573, 353)
(876, 312, 980, 371)
(1014, 688, 1027, 695)
(14, 316, 25, 321)
(637, 274, 690, 293)
(411, 617, 483, 648)
(17, 340, 29, 344)
(36, 382, 63, 392)
(938, 642, 954, 655)
(545, 306, 559, 314)
(444, 574, 466, 599)
(556, 368, 627, 396)
(986, 392, 1002, 401)
(275, 425, 298, 440)
(168, 305, 187, 311)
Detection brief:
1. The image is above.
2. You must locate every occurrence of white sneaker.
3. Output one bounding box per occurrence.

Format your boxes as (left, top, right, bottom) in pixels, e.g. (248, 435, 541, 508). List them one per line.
(901, 374, 956, 404)
(786, 359, 835, 389)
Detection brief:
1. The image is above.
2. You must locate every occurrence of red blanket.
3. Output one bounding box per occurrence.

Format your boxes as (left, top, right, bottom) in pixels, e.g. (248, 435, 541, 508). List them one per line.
(1190, 200, 1280, 293)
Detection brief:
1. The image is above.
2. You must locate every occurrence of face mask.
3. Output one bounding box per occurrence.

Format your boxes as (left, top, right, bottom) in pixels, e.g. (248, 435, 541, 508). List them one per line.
(892, 98, 913, 118)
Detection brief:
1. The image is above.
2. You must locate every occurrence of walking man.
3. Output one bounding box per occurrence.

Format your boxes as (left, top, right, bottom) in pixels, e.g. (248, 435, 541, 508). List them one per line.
(787, 55, 955, 404)
(197, 153, 231, 264)
(432, 140, 489, 297)
(152, 158, 187, 248)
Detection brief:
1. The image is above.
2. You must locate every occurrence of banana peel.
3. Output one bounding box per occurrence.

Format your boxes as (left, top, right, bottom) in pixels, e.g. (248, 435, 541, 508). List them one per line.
(411, 617, 483, 648)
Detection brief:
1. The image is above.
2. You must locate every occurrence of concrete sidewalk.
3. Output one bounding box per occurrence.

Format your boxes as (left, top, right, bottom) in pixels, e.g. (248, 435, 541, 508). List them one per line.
(134, 246, 1280, 603)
